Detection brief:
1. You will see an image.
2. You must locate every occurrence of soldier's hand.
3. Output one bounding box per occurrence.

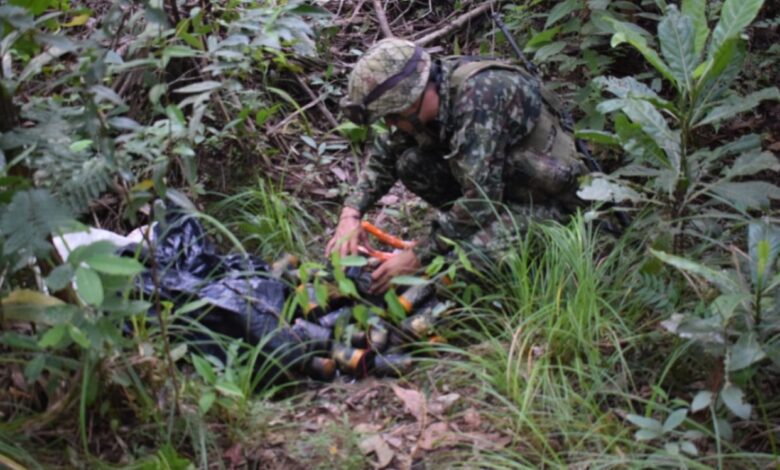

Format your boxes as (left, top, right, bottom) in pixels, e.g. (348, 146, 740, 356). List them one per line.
(325, 207, 365, 257)
(370, 250, 421, 294)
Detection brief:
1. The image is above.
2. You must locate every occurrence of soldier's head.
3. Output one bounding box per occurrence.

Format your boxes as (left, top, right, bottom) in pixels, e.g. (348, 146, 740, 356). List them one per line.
(341, 38, 437, 133)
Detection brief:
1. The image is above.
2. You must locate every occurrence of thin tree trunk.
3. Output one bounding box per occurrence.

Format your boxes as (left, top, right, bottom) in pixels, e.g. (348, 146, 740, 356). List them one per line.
(0, 83, 18, 132)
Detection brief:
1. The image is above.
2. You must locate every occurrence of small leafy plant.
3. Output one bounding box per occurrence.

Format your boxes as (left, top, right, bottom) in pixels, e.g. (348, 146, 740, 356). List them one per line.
(654, 220, 780, 433)
(578, 0, 780, 244)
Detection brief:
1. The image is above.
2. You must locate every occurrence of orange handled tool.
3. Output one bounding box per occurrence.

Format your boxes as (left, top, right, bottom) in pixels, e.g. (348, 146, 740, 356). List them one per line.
(358, 221, 416, 261)
(360, 221, 416, 250)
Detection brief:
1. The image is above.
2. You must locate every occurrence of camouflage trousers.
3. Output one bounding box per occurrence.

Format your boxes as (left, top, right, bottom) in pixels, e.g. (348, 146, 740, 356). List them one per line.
(396, 146, 570, 267)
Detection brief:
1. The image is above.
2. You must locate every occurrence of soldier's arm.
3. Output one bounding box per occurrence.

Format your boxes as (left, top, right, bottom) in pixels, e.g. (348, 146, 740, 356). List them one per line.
(413, 70, 532, 263)
(343, 131, 410, 215)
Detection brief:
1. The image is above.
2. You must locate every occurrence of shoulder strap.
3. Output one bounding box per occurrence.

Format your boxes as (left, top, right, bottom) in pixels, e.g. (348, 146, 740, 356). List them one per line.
(450, 59, 526, 91)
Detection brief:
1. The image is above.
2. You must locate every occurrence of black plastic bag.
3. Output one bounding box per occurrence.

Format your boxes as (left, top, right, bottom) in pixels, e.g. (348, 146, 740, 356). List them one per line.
(128, 212, 307, 382)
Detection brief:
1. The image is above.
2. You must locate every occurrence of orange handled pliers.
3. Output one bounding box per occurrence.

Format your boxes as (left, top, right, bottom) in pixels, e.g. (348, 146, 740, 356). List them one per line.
(358, 221, 416, 261)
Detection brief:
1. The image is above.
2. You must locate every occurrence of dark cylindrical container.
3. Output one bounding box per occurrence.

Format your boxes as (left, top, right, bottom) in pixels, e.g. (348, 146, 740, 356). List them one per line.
(397, 283, 435, 314)
(350, 329, 368, 349)
(368, 322, 390, 352)
(292, 318, 332, 354)
(306, 356, 337, 381)
(332, 344, 372, 377)
(372, 353, 413, 377)
(401, 309, 436, 338)
(318, 306, 353, 329)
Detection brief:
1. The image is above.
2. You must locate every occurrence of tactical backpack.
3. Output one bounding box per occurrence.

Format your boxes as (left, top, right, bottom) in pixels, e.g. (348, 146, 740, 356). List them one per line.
(447, 58, 586, 204)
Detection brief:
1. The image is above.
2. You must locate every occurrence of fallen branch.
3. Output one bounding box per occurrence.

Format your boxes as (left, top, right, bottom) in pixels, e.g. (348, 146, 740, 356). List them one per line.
(267, 93, 329, 135)
(414, 1, 495, 46)
(295, 75, 340, 129)
(372, 0, 394, 38)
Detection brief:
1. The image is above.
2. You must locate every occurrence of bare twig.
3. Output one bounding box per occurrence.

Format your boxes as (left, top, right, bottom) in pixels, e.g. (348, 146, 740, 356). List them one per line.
(414, 1, 495, 46)
(295, 75, 339, 129)
(372, 0, 394, 38)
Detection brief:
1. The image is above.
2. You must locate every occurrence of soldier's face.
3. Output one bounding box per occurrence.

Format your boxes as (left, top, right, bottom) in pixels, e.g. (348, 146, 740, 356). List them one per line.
(385, 97, 423, 134)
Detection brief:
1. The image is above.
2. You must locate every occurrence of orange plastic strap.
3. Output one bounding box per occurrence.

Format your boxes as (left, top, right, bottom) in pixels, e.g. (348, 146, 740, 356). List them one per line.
(361, 221, 416, 250)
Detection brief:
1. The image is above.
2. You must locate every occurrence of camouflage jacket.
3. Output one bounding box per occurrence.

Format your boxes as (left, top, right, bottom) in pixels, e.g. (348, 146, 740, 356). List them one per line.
(344, 57, 574, 262)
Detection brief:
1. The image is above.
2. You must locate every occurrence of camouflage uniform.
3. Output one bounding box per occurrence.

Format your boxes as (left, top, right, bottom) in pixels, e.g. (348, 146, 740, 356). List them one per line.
(344, 56, 587, 264)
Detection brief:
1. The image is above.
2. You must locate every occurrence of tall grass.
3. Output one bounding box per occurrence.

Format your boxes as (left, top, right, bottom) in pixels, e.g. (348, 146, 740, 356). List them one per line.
(211, 178, 325, 259)
(432, 217, 665, 467)
(432, 216, 779, 468)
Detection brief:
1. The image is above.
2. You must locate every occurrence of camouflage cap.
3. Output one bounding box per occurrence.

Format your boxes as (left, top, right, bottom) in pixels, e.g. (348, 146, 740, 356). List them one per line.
(342, 38, 432, 123)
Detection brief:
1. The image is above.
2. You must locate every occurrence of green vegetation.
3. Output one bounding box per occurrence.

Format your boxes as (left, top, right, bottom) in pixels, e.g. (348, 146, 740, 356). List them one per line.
(1, 0, 778, 468)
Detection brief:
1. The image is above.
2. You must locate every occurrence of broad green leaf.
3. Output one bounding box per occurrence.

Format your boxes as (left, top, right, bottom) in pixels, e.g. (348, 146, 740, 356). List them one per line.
(176, 299, 211, 315)
(340, 255, 368, 267)
(599, 98, 681, 174)
(198, 390, 216, 414)
(545, 0, 581, 28)
(38, 324, 67, 348)
(67, 325, 90, 349)
(710, 293, 750, 322)
(352, 304, 369, 328)
(720, 384, 751, 419)
(288, 4, 331, 16)
(525, 26, 562, 49)
(215, 380, 244, 399)
(709, 0, 764, 59)
(162, 45, 199, 66)
(680, 441, 699, 456)
(748, 222, 780, 287)
(576, 130, 621, 146)
(192, 354, 217, 384)
(715, 418, 734, 441)
(682, 0, 709, 54)
(727, 332, 766, 371)
(390, 276, 430, 287)
(693, 39, 745, 122)
(613, 114, 667, 164)
(708, 181, 780, 212)
(174, 80, 221, 94)
(696, 87, 780, 127)
(626, 414, 663, 432)
(650, 249, 738, 293)
(663, 409, 688, 432)
(533, 41, 567, 63)
(85, 253, 145, 276)
(425, 256, 445, 277)
(108, 117, 141, 131)
(90, 85, 124, 106)
(665, 442, 680, 455)
(69, 139, 93, 152)
(75, 266, 104, 306)
(384, 290, 407, 324)
(658, 6, 698, 94)
(594, 76, 671, 109)
(609, 19, 676, 85)
(68, 241, 117, 265)
(577, 177, 642, 203)
(19, 46, 68, 83)
(635, 429, 661, 441)
(691, 390, 713, 412)
(722, 151, 780, 179)
(2, 289, 65, 324)
(24, 354, 46, 381)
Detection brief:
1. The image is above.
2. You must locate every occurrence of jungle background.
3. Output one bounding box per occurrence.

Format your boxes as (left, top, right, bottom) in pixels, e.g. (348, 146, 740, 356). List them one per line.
(1, 0, 779, 468)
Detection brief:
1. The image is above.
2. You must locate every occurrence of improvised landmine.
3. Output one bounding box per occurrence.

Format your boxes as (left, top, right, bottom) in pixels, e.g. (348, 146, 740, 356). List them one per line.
(289, 280, 454, 379)
(272, 222, 456, 381)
